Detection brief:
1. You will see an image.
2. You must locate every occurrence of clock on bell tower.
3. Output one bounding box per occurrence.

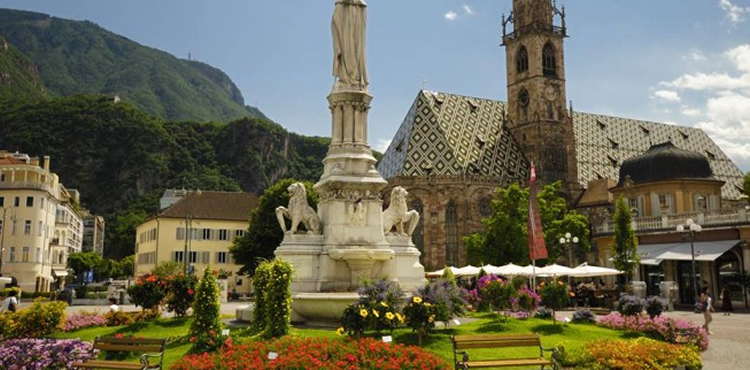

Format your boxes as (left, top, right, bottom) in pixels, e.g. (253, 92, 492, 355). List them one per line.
(502, 0, 578, 191)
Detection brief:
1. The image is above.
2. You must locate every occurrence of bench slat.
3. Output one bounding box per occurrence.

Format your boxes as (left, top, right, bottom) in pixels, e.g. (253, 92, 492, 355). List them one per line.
(453, 334, 538, 342)
(466, 358, 552, 368)
(71, 360, 146, 370)
(96, 338, 167, 345)
(95, 343, 165, 352)
(455, 339, 542, 349)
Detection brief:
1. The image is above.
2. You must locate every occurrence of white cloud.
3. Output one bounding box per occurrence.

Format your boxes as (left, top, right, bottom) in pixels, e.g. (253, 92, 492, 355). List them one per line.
(445, 11, 457, 21)
(720, 0, 750, 26)
(652, 90, 681, 102)
(374, 139, 392, 153)
(462, 5, 475, 16)
(725, 44, 750, 72)
(683, 49, 707, 62)
(681, 106, 702, 117)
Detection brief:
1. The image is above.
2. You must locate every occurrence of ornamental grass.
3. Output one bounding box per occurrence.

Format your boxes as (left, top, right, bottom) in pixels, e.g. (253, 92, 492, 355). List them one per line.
(170, 336, 450, 370)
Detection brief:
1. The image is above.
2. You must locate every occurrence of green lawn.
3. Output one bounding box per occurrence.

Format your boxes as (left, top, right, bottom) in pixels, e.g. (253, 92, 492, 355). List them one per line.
(54, 313, 634, 369)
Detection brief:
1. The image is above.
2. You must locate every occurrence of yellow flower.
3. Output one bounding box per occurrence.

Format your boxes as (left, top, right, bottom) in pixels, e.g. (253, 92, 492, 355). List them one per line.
(359, 309, 368, 318)
(373, 310, 380, 318)
(380, 301, 388, 307)
(396, 313, 405, 323)
(336, 327, 345, 335)
(428, 315, 435, 323)
(413, 296, 422, 304)
(386, 312, 395, 320)
(424, 302, 432, 307)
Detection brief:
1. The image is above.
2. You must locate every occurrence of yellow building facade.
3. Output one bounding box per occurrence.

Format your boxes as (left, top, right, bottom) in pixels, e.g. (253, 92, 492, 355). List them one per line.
(134, 191, 258, 295)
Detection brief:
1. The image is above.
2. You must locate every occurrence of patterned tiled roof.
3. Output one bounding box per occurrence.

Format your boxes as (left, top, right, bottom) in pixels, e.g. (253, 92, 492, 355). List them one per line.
(377, 90, 529, 183)
(378, 90, 745, 200)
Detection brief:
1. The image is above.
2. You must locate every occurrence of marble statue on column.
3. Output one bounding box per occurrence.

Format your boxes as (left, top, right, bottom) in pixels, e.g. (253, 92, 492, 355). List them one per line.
(332, 0, 368, 91)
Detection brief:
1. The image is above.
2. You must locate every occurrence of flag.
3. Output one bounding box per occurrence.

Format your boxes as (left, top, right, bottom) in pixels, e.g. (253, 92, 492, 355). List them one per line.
(528, 163, 548, 260)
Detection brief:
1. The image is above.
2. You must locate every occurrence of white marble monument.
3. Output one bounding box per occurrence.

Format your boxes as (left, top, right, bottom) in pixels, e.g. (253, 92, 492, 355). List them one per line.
(273, 0, 425, 325)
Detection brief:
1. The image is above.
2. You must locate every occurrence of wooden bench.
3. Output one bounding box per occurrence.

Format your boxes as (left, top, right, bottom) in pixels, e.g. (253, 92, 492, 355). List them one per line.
(451, 333, 558, 369)
(589, 307, 611, 315)
(72, 336, 166, 369)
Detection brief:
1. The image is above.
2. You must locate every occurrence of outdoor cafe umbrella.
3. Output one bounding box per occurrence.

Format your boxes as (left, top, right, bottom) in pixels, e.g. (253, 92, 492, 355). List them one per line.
(454, 265, 482, 277)
(569, 262, 623, 278)
(535, 263, 576, 277)
(493, 263, 530, 276)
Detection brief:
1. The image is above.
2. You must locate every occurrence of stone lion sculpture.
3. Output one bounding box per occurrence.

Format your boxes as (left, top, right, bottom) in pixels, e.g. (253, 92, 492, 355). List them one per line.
(382, 186, 420, 236)
(275, 182, 321, 234)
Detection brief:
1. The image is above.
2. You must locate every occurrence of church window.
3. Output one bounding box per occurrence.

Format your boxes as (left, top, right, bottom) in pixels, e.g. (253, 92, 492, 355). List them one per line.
(516, 46, 528, 73)
(518, 88, 530, 108)
(477, 197, 492, 217)
(446, 200, 459, 267)
(542, 43, 557, 77)
(410, 198, 425, 258)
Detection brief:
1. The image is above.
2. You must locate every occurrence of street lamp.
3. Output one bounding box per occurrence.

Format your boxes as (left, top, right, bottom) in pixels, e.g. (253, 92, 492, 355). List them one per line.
(181, 186, 201, 274)
(676, 218, 701, 303)
(559, 232, 579, 267)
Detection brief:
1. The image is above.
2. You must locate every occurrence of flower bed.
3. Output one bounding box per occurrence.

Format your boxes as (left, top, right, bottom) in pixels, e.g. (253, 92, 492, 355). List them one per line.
(0, 338, 96, 369)
(63, 312, 108, 332)
(572, 337, 702, 370)
(597, 312, 708, 350)
(170, 336, 450, 370)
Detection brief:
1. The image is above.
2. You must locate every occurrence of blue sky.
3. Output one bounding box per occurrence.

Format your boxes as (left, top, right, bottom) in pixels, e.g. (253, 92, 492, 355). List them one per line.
(3, 0, 750, 171)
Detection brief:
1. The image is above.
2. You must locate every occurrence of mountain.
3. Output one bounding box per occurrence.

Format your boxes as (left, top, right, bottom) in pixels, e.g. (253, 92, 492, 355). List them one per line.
(0, 35, 45, 101)
(0, 95, 328, 258)
(0, 8, 265, 123)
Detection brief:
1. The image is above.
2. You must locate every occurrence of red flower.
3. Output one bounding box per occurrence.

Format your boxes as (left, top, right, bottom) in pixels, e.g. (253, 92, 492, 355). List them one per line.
(114, 333, 124, 339)
(188, 289, 195, 295)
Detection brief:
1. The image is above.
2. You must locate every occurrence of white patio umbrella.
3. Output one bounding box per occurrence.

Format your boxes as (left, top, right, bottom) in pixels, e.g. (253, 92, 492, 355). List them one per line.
(493, 263, 530, 276)
(569, 262, 623, 278)
(535, 263, 576, 277)
(454, 265, 482, 277)
(425, 267, 451, 278)
(479, 264, 501, 275)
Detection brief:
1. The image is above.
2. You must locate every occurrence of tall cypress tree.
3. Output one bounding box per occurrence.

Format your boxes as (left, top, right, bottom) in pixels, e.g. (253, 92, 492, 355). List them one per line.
(188, 266, 222, 354)
(612, 197, 639, 282)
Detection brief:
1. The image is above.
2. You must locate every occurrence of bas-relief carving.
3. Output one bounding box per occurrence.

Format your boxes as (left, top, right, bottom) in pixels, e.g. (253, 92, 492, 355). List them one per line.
(275, 182, 322, 234)
(382, 187, 420, 237)
(317, 188, 380, 203)
(332, 0, 368, 91)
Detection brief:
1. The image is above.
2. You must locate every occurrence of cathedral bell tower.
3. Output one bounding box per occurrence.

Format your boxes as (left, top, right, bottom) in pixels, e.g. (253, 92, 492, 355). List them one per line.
(502, 0, 578, 190)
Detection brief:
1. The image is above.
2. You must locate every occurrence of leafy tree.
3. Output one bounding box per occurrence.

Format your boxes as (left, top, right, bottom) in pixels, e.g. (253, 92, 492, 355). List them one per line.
(612, 197, 639, 282)
(230, 179, 317, 274)
(67, 252, 103, 283)
(152, 261, 183, 278)
(467, 182, 590, 265)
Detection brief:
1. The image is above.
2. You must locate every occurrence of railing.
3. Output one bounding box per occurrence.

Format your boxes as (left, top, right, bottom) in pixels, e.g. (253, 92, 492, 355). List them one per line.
(594, 208, 750, 234)
(502, 24, 566, 43)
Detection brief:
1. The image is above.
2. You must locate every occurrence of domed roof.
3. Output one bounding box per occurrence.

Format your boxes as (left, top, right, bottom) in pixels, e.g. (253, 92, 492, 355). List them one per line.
(616, 141, 713, 186)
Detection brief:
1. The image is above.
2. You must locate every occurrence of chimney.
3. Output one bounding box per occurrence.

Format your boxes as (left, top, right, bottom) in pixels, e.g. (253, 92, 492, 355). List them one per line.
(43, 155, 50, 171)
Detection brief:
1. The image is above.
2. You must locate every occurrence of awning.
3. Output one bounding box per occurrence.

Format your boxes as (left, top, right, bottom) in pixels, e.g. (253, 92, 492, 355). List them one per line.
(52, 270, 69, 278)
(638, 240, 739, 264)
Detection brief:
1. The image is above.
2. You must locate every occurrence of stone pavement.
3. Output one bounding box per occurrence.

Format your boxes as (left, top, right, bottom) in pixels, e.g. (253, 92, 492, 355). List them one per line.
(556, 307, 750, 369)
(55, 301, 749, 369)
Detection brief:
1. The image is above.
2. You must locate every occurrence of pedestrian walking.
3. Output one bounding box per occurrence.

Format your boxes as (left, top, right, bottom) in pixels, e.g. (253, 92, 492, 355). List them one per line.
(720, 283, 734, 315)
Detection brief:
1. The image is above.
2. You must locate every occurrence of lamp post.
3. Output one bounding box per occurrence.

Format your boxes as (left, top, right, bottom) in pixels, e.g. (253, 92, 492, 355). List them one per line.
(559, 232, 579, 267)
(676, 218, 701, 303)
(181, 186, 201, 274)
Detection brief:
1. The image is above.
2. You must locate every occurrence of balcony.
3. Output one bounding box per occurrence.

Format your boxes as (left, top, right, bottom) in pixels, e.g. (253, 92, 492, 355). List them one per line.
(502, 23, 566, 45)
(594, 207, 750, 235)
(0, 181, 54, 193)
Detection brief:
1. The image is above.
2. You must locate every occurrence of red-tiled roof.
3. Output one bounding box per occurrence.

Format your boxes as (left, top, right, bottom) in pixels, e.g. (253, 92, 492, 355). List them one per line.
(159, 192, 258, 221)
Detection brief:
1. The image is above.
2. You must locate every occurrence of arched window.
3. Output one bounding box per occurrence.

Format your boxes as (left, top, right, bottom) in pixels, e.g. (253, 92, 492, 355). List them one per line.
(410, 197, 425, 258)
(446, 200, 459, 267)
(516, 46, 528, 73)
(542, 42, 556, 77)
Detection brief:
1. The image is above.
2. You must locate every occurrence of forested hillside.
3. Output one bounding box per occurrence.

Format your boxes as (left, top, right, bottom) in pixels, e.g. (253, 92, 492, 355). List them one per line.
(0, 96, 329, 258)
(0, 35, 45, 102)
(0, 8, 265, 122)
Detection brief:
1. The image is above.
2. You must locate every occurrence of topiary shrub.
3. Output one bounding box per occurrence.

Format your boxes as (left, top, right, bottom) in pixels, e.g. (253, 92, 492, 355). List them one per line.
(127, 273, 165, 311)
(539, 279, 569, 325)
(402, 294, 438, 347)
(163, 273, 198, 317)
(188, 267, 223, 354)
(250, 261, 271, 334)
(262, 260, 293, 339)
(617, 293, 645, 317)
(645, 296, 664, 319)
(572, 308, 596, 324)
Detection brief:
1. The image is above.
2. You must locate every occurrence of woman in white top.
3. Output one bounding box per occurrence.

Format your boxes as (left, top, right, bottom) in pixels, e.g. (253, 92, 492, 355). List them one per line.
(700, 286, 714, 334)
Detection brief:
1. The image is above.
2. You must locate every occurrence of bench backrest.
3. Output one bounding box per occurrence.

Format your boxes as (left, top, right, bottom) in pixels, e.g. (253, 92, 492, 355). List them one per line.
(93, 337, 166, 353)
(452, 333, 542, 350)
